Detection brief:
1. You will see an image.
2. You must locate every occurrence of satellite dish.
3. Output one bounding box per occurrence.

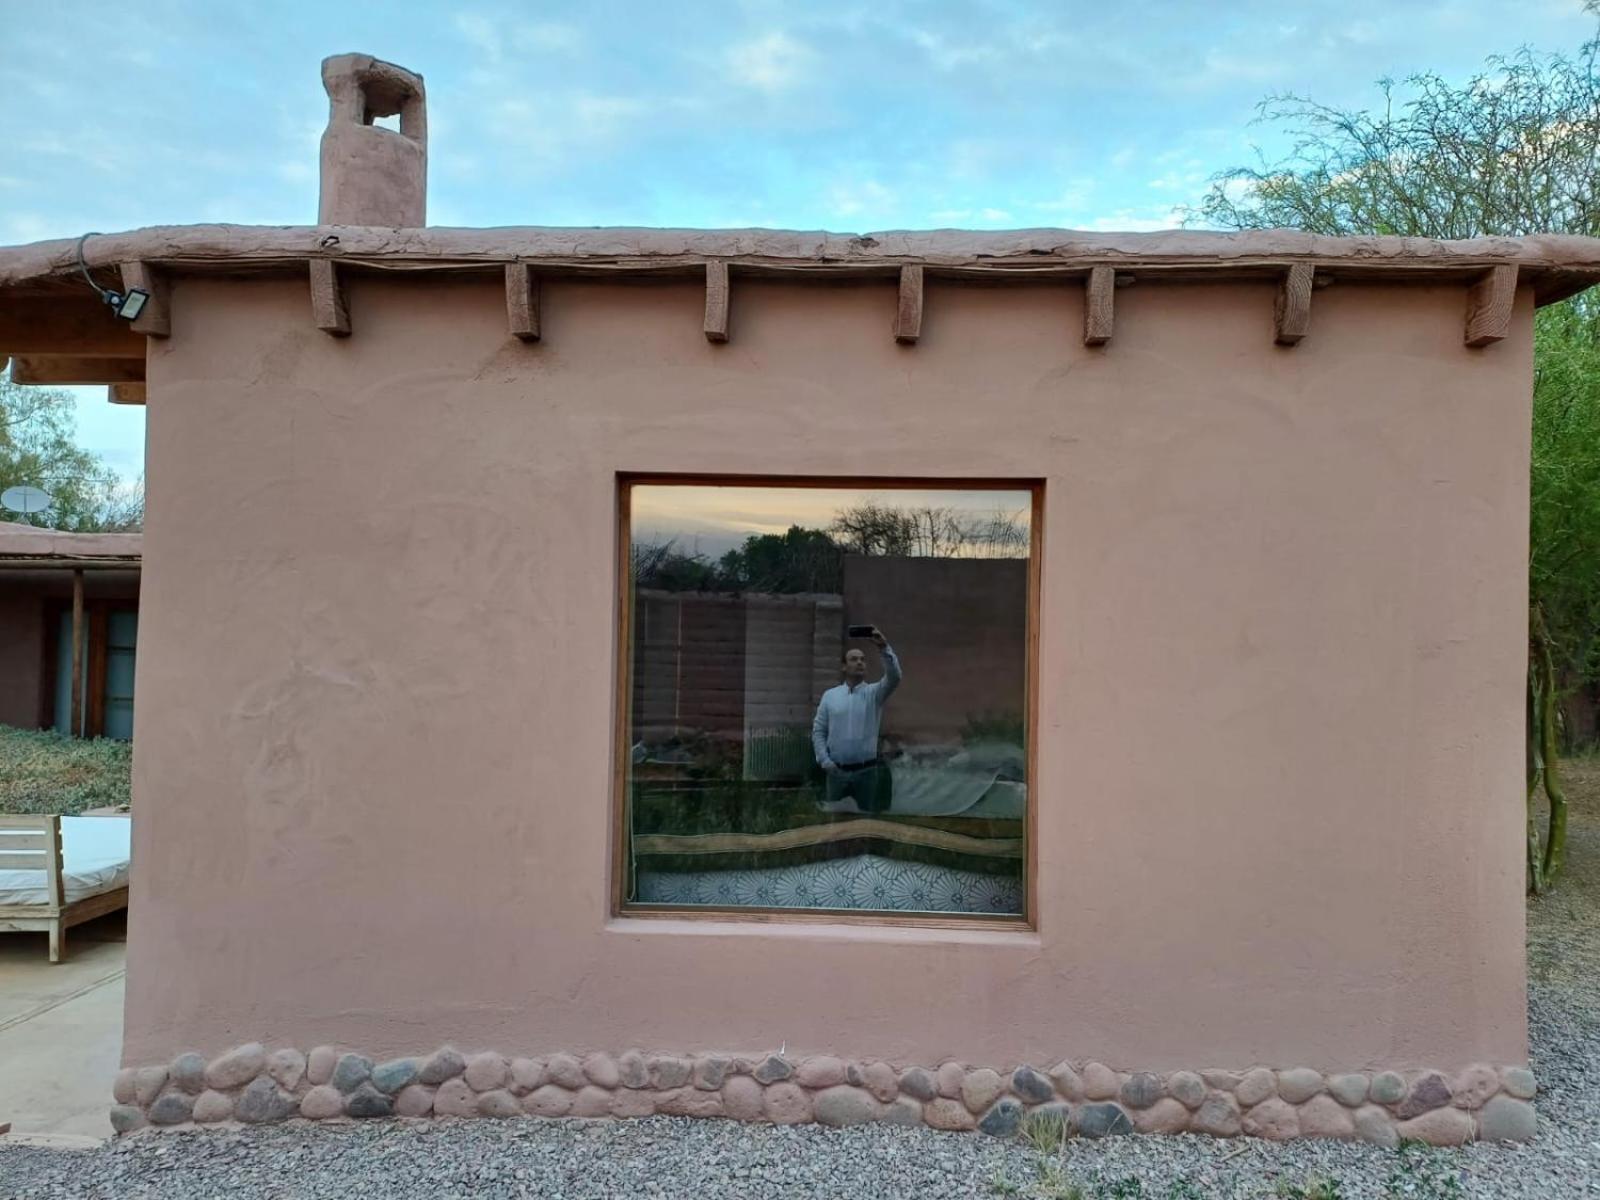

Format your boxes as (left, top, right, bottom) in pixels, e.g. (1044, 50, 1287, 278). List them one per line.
(1, 485, 53, 516)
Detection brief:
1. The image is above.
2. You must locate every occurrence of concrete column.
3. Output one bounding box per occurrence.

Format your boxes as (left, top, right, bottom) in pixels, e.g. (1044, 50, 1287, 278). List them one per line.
(318, 53, 427, 228)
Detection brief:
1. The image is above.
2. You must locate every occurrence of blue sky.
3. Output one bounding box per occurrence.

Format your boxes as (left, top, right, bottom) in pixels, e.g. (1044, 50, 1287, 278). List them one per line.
(2, 0, 1595, 481)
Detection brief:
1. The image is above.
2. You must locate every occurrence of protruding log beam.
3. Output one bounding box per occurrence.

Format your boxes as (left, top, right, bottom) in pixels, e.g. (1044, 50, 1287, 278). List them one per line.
(895, 265, 923, 344)
(1274, 263, 1315, 346)
(505, 263, 540, 341)
(703, 261, 729, 343)
(309, 259, 350, 337)
(1465, 264, 1518, 347)
(109, 383, 147, 405)
(118, 261, 170, 337)
(1084, 266, 1115, 345)
(0, 300, 146, 358)
(9, 356, 145, 384)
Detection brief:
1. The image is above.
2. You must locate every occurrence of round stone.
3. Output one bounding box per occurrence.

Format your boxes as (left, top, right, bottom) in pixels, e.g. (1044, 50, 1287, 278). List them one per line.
(134, 1066, 168, 1106)
(433, 1078, 477, 1118)
(797, 1056, 848, 1089)
(1398, 1106, 1475, 1146)
(961, 1068, 1004, 1114)
(148, 1092, 195, 1126)
(1452, 1064, 1500, 1110)
(693, 1056, 730, 1090)
(1133, 1098, 1190, 1134)
(1075, 1102, 1133, 1138)
(192, 1090, 235, 1123)
(763, 1082, 812, 1124)
(346, 1083, 394, 1119)
(523, 1085, 574, 1117)
(1119, 1072, 1163, 1110)
(657, 1088, 724, 1118)
(1236, 1068, 1276, 1108)
(883, 1096, 923, 1125)
(861, 1062, 899, 1102)
(813, 1085, 882, 1127)
(510, 1058, 545, 1094)
(298, 1085, 345, 1120)
(1354, 1105, 1398, 1148)
(1277, 1068, 1324, 1104)
(1501, 1067, 1537, 1099)
(978, 1097, 1023, 1138)
(464, 1052, 508, 1092)
(205, 1043, 265, 1091)
(1200, 1070, 1242, 1092)
(647, 1055, 692, 1089)
(395, 1085, 435, 1117)
(922, 1098, 976, 1131)
(573, 1086, 613, 1117)
(1167, 1071, 1205, 1109)
(1394, 1072, 1453, 1120)
(935, 1062, 966, 1099)
(236, 1076, 296, 1124)
(371, 1057, 419, 1095)
(170, 1052, 207, 1094)
(1011, 1065, 1053, 1104)
(1049, 1061, 1084, 1101)
(611, 1088, 657, 1118)
(1081, 1063, 1121, 1101)
(1242, 1097, 1300, 1140)
(112, 1068, 137, 1106)
(331, 1054, 373, 1094)
(109, 1105, 145, 1135)
(618, 1051, 649, 1088)
(1298, 1095, 1355, 1139)
(417, 1047, 467, 1086)
(265, 1048, 307, 1092)
(1477, 1095, 1536, 1141)
(1191, 1094, 1242, 1138)
(477, 1089, 521, 1118)
(1368, 1071, 1405, 1105)
(1327, 1073, 1369, 1107)
(306, 1046, 339, 1086)
(752, 1055, 792, 1085)
(721, 1075, 764, 1121)
(898, 1067, 937, 1102)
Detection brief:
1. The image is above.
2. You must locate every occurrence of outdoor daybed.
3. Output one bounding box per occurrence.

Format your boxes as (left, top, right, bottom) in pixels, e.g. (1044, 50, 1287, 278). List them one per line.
(0, 814, 131, 962)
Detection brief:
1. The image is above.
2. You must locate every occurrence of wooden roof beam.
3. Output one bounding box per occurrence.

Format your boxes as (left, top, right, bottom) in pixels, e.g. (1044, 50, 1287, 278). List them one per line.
(1083, 266, 1114, 346)
(0, 299, 146, 358)
(309, 259, 350, 336)
(118, 261, 171, 338)
(895, 265, 923, 344)
(703, 261, 729, 343)
(1465, 265, 1518, 347)
(9, 355, 145, 384)
(505, 263, 540, 341)
(109, 383, 146, 405)
(1274, 263, 1315, 346)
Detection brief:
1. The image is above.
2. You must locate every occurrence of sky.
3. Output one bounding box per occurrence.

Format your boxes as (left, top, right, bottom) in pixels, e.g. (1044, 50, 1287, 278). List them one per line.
(2, 0, 1595, 484)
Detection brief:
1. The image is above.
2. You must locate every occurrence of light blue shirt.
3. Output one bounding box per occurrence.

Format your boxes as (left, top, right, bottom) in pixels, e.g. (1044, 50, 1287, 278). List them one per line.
(812, 646, 902, 769)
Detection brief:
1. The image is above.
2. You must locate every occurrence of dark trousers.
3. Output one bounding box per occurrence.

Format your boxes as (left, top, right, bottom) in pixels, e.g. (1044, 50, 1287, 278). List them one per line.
(825, 760, 892, 813)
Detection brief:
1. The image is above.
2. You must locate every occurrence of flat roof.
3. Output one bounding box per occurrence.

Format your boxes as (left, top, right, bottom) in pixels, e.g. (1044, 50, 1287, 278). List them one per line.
(0, 525, 142, 569)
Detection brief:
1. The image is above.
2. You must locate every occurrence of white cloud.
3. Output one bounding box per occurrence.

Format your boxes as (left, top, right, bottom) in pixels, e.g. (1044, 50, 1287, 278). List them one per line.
(827, 179, 894, 218)
(727, 32, 814, 92)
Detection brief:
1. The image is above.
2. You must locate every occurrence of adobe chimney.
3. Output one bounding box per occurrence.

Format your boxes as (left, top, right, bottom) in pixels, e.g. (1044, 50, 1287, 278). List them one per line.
(318, 53, 427, 227)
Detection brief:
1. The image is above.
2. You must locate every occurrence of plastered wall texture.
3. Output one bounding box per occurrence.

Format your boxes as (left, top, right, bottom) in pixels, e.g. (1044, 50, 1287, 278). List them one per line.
(122, 273, 1533, 1139)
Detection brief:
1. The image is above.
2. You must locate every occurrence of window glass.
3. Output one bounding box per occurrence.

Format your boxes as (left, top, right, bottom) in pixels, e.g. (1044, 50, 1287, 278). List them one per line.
(621, 482, 1034, 919)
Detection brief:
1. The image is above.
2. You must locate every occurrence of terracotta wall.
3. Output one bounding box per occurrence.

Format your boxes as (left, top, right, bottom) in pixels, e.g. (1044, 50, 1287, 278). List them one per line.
(126, 273, 1533, 1075)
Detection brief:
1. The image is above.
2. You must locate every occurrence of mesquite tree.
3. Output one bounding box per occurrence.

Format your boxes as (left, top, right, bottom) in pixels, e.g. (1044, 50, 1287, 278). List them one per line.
(1194, 22, 1600, 893)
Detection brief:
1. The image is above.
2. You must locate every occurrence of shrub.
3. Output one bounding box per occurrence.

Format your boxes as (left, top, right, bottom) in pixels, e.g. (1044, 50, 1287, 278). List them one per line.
(0, 725, 132, 814)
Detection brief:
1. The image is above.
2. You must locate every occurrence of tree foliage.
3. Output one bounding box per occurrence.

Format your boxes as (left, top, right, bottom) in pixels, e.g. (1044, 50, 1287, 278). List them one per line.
(0, 376, 142, 532)
(1193, 21, 1600, 893)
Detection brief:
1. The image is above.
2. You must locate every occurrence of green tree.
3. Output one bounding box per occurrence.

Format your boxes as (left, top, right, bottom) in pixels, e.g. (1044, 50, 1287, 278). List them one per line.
(719, 526, 843, 593)
(0, 377, 142, 532)
(1194, 22, 1600, 892)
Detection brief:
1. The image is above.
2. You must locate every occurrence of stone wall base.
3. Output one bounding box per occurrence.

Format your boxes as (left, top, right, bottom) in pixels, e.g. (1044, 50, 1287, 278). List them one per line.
(110, 1044, 1539, 1145)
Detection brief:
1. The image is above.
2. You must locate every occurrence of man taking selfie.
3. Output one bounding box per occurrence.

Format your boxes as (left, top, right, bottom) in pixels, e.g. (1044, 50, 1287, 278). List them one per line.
(811, 626, 902, 813)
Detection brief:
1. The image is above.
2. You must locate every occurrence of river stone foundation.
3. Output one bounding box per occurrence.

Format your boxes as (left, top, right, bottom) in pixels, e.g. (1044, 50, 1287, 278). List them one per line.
(109, 1045, 1539, 1144)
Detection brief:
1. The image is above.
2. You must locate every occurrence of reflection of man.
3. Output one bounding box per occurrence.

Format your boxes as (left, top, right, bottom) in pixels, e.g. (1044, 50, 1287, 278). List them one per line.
(811, 627, 902, 813)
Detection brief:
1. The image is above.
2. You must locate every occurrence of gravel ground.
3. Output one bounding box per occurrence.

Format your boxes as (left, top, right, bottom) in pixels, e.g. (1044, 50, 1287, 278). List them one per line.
(5, 767, 1599, 1199)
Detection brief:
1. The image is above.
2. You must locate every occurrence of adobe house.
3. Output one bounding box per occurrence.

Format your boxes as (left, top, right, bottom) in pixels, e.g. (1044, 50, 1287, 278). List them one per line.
(1, 52, 1596, 1143)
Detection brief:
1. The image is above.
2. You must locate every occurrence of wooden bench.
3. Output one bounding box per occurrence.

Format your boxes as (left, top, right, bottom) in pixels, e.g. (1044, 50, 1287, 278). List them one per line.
(0, 815, 128, 963)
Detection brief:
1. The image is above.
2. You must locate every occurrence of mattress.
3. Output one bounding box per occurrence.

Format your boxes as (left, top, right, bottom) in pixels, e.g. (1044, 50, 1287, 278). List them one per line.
(0, 815, 131, 907)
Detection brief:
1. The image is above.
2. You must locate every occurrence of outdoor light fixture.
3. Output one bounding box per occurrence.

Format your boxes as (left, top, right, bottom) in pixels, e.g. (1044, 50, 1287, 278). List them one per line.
(75, 231, 148, 321)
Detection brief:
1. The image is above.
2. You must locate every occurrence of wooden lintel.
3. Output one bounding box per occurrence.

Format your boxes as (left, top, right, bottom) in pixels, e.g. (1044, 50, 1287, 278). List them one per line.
(0, 300, 146, 358)
(1084, 266, 1115, 345)
(9, 355, 145, 385)
(1465, 264, 1518, 347)
(895, 265, 924, 344)
(1274, 263, 1315, 346)
(505, 263, 540, 341)
(703, 261, 730, 343)
(309, 259, 350, 337)
(118, 261, 170, 337)
(108, 383, 147, 405)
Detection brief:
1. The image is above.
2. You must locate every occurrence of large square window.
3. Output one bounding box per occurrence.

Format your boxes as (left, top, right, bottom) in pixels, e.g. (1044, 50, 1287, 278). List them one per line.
(616, 479, 1037, 922)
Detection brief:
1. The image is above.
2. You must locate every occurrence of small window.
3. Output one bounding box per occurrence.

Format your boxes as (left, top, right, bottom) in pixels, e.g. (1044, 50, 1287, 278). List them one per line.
(616, 478, 1038, 922)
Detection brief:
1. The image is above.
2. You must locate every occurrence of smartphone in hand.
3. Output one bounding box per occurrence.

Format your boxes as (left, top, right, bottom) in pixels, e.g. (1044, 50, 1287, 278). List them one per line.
(847, 624, 874, 638)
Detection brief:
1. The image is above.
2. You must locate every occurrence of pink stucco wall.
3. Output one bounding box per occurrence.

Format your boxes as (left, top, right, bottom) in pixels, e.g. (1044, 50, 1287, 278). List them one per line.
(125, 272, 1533, 1075)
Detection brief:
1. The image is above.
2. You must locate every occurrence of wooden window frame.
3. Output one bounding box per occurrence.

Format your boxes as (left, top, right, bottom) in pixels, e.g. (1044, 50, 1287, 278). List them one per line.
(611, 473, 1044, 932)
(39, 597, 137, 739)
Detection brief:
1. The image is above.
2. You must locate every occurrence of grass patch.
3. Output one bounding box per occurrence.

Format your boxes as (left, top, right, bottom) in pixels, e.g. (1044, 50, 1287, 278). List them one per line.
(0, 724, 132, 814)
